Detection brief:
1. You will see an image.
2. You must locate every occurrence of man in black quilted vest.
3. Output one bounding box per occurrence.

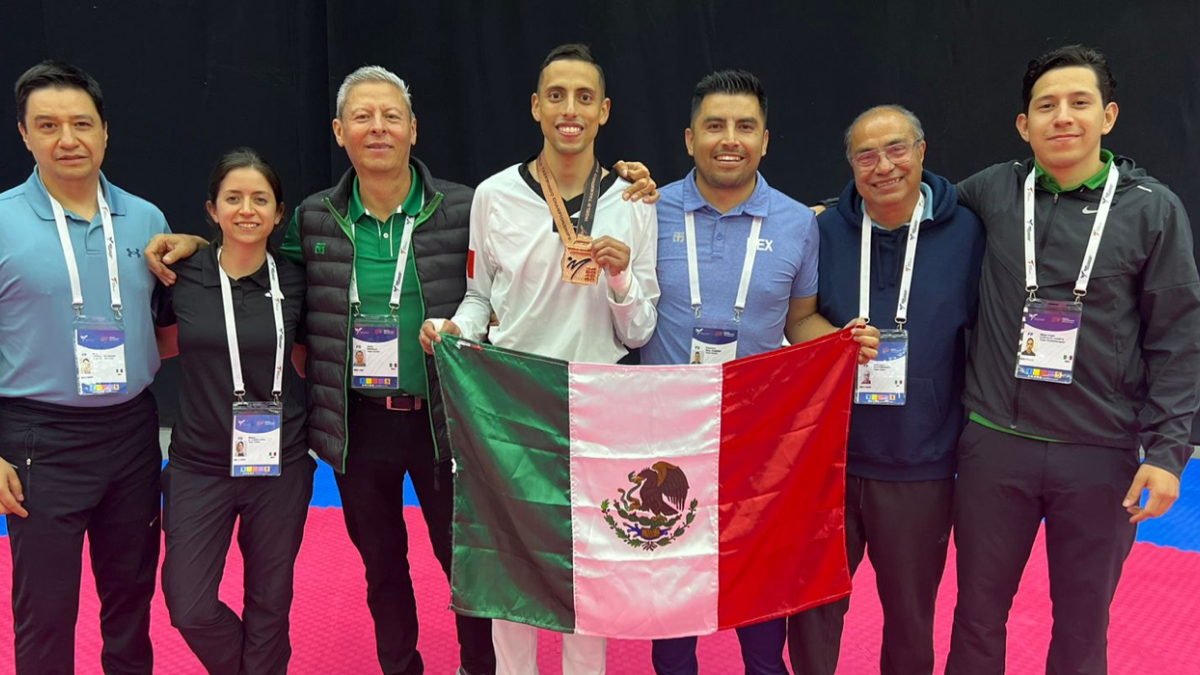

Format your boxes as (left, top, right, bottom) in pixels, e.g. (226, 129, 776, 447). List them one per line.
(279, 66, 495, 675)
(146, 64, 657, 675)
(149, 64, 495, 675)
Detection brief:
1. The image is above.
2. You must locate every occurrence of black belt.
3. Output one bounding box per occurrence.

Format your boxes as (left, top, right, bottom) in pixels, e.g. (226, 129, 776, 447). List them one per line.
(351, 390, 424, 411)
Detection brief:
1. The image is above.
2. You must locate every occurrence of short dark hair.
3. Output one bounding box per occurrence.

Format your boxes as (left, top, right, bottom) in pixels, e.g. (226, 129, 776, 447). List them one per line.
(1022, 45, 1117, 113)
(537, 43, 605, 95)
(15, 60, 106, 126)
(205, 148, 285, 250)
(690, 70, 768, 125)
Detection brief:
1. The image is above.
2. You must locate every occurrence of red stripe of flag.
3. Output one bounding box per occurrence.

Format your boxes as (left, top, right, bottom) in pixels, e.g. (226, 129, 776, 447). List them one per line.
(716, 330, 856, 628)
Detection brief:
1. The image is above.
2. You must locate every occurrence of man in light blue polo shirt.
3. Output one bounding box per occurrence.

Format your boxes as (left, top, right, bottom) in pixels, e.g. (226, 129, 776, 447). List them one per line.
(0, 61, 173, 675)
(643, 69, 878, 675)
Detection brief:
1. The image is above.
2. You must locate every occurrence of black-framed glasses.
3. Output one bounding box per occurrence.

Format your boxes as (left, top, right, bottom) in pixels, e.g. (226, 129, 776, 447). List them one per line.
(850, 140, 923, 170)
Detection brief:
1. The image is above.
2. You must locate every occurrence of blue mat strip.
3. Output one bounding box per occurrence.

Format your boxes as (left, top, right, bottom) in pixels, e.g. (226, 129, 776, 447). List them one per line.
(0, 461, 1194, 552)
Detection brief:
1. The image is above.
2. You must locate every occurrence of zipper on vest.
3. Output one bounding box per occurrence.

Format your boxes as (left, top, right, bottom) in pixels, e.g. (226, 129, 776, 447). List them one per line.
(416, 192, 449, 487)
(324, 196, 356, 469)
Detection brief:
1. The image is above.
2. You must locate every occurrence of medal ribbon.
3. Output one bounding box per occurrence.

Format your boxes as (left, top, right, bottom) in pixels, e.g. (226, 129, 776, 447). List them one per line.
(536, 152, 602, 246)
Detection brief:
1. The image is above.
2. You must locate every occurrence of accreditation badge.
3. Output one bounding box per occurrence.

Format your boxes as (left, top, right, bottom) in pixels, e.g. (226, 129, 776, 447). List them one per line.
(1015, 299, 1081, 385)
(562, 233, 600, 286)
(351, 314, 400, 389)
(689, 324, 739, 365)
(231, 401, 282, 477)
(855, 329, 908, 405)
(73, 315, 128, 396)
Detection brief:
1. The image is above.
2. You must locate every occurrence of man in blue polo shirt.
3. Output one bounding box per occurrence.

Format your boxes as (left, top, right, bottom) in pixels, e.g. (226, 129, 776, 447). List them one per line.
(0, 61, 171, 674)
(642, 69, 878, 675)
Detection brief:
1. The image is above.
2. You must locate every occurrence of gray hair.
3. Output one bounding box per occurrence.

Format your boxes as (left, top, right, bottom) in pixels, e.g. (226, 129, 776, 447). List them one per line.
(843, 105, 925, 158)
(335, 65, 413, 119)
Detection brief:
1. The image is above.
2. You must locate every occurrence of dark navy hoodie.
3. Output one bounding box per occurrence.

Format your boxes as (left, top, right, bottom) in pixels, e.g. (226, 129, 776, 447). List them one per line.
(817, 170, 984, 481)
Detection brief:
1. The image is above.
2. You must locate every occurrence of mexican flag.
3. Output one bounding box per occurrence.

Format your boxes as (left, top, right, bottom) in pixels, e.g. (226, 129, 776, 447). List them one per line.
(433, 331, 856, 639)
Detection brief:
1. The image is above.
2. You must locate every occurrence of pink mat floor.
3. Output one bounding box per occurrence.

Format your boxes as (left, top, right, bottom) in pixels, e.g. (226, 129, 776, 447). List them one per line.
(2, 507, 1198, 674)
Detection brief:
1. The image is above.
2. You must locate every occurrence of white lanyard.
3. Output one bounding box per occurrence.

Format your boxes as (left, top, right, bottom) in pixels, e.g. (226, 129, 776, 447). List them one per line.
(858, 193, 925, 327)
(218, 249, 285, 402)
(50, 183, 122, 319)
(684, 212, 762, 322)
(1023, 164, 1119, 300)
(349, 207, 418, 313)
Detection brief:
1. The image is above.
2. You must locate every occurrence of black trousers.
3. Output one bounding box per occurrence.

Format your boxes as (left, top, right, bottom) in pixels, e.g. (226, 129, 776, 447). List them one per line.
(787, 476, 953, 675)
(335, 397, 495, 675)
(0, 393, 161, 675)
(161, 456, 315, 675)
(945, 422, 1139, 675)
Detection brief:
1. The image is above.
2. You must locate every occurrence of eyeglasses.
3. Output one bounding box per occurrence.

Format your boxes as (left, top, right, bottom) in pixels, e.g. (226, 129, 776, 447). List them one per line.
(850, 140, 923, 170)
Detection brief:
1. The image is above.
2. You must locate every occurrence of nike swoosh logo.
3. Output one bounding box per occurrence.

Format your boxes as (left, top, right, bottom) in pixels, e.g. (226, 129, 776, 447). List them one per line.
(1082, 206, 1099, 214)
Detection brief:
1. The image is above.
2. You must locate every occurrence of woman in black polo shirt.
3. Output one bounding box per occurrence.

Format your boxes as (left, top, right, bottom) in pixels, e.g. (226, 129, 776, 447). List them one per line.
(156, 149, 310, 674)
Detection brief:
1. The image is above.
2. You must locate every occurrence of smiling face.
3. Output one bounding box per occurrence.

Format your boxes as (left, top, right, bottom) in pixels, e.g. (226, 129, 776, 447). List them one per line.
(685, 93, 768, 195)
(206, 167, 284, 249)
(848, 109, 925, 215)
(1017, 65, 1117, 177)
(333, 81, 417, 177)
(532, 59, 610, 158)
(19, 86, 108, 190)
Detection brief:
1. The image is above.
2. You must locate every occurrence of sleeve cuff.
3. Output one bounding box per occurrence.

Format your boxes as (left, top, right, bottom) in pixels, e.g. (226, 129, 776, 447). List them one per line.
(606, 269, 632, 304)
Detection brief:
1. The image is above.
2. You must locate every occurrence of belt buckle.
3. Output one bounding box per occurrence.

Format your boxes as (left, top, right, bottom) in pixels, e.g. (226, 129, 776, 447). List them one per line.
(385, 396, 420, 411)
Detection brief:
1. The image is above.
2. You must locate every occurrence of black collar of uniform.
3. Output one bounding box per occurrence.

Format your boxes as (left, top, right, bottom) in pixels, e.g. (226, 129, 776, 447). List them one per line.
(518, 154, 620, 212)
(200, 243, 273, 289)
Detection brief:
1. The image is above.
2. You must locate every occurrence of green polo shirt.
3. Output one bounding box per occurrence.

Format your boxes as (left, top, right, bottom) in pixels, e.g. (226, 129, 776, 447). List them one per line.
(969, 150, 1115, 443)
(281, 166, 429, 397)
(1035, 148, 1114, 193)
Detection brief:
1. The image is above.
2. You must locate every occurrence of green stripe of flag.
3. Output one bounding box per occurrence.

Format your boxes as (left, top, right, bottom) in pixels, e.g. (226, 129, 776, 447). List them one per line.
(435, 336, 575, 631)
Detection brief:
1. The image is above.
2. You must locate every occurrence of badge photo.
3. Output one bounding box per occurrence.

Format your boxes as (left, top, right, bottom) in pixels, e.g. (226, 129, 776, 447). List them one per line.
(74, 315, 129, 396)
(690, 325, 739, 365)
(231, 401, 283, 477)
(352, 314, 401, 389)
(1014, 299, 1082, 385)
(855, 329, 908, 405)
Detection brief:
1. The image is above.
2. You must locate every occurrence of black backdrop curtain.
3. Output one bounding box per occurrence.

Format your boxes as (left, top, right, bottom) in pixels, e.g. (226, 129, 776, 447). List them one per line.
(3, 0, 1199, 440)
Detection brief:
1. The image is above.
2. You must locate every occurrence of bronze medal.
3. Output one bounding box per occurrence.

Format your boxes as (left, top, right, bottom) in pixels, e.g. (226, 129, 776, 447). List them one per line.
(537, 154, 604, 286)
(562, 233, 600, 285)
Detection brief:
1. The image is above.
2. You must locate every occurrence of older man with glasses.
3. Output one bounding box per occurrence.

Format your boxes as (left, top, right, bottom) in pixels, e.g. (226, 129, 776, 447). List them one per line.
(786, 105, 984, 675)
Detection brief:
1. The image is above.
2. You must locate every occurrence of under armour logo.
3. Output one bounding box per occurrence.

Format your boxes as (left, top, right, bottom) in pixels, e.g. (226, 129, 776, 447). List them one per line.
(126, 248, 142, 258)
(756, 238, 774, 252)
(673, 232, 685, 243)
